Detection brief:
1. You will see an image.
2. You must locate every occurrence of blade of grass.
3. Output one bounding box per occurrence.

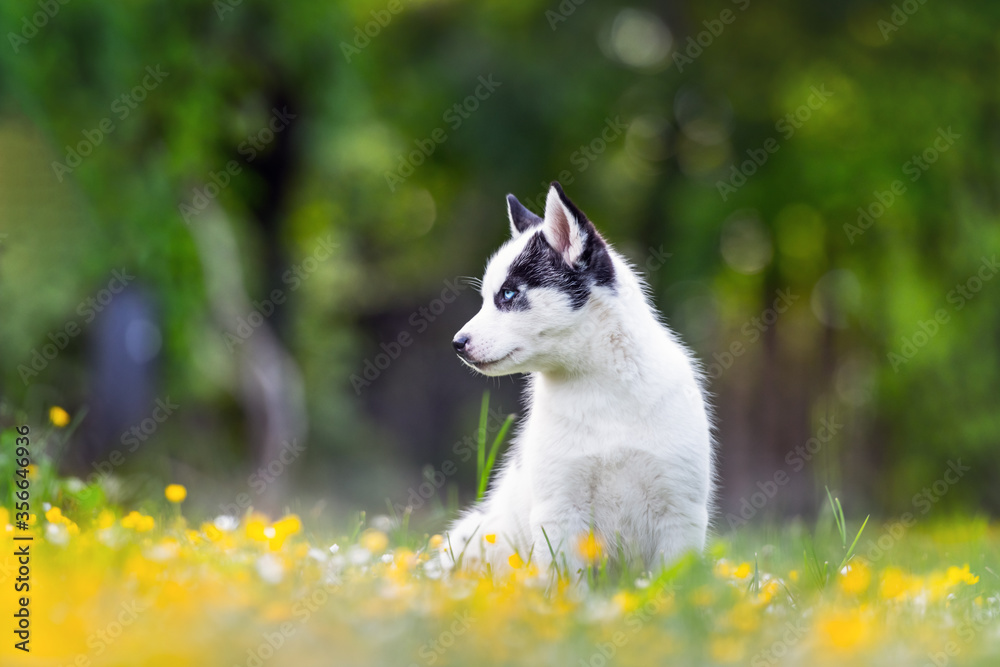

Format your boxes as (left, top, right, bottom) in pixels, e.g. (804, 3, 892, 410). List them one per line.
(477, 414, 514, 501)
(835, 498, 847, 546)
(746, 553, 760, 594)
(399, 507, 411, 546)
(837, 514, 870, 572)
(803, 539, 827, 587)
(348, 511, 366, 544)
(455, 522, 482, 570)
(446, 533, 457, 566)
(540, 525, 563, 581)
(475, 392, 490, 489)
(825, 486, 847, 547)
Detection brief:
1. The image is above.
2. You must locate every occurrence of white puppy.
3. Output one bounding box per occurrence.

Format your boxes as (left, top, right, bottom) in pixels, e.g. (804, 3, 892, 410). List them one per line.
(446, 182, 713, 576)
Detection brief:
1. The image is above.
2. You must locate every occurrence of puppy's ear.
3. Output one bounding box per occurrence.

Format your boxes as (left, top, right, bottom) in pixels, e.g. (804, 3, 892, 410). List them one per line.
(542, 182, 593, 267)
(507, 194, 542, 239)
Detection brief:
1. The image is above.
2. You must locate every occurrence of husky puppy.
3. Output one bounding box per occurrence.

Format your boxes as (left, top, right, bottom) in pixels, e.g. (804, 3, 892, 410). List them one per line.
(446, 182, 713, 575)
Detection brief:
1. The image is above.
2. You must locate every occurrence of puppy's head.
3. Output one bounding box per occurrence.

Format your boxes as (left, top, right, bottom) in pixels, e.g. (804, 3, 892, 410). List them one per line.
(453, 182, 615, 376)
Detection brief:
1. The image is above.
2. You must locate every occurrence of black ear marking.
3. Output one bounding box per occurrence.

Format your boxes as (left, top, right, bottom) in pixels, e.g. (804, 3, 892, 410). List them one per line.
(507, 194, 543, 237)
(503, 184, 617, 310)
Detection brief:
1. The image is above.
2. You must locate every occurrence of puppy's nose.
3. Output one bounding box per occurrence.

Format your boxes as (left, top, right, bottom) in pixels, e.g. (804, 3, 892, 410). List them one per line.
(452, 334, 470, 355)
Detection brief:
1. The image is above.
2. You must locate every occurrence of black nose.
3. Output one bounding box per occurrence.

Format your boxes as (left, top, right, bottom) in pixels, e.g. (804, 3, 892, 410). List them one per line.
(453, 334, 470, 355)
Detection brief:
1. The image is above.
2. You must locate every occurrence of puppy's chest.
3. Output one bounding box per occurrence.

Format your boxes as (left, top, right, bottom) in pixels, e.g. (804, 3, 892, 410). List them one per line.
(522, 443, 674, 519)
(521, 396, 659, 453)
(517, 407, 665, 491)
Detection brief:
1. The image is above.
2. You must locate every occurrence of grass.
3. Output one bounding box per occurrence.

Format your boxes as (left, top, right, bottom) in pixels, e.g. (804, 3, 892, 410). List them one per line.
(1, 411, 999, 666)
(475, 391, 515, 502)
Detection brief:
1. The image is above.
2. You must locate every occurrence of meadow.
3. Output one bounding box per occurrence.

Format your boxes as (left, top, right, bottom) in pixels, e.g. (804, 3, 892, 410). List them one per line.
(2, 411, 998, 667)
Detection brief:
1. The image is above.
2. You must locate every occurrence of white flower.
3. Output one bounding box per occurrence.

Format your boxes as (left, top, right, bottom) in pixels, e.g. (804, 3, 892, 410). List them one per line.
(256, 554, 284, 585)
(214, 515, 239, 532)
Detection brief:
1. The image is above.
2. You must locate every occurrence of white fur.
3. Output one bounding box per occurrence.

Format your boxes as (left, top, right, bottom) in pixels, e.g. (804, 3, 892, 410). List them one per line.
(444, 186, 713, 577)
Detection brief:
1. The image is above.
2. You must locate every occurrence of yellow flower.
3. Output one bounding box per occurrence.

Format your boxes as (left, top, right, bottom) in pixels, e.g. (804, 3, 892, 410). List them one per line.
(818, 608, 871, 653)
(612, 591, 639, 613)
(508, 553, 524, 569)
(392, 548, 417, 572)
(201, 522, 223, 542)
(715, 559, 750, 579)
(484, 533, 496, 544)
(272, 514, 302, 538)
(946, 564, 979, 586)
(878, 567, 910, 600)
(789, 569, 800, 583)
(924, 566, 977, 601)
(360, 529, 389, 554)
(45, 506, 64, 524)
(714, 560, 734, 578)
(164, 484, 187, 503)
(839, 561, 872, 595)
(268, 514, 303, 550)
(49, 406, 71, 427)
(576, 531, 602, 563)
(245, 513, 271, 542)
(428, 534, 444, 550)
(97, 509, 116, 530)
(122, 510, 155, 532)
(756, 579, 782, 605)
(0, 508, 8, 527)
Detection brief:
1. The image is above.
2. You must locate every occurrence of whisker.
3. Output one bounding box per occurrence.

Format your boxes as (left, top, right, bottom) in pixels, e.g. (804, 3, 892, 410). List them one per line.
(458, 275, 483, 290)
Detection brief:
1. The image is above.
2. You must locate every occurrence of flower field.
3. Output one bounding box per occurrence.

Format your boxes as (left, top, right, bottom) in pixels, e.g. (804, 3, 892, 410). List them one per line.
(1, 419, 999, 666)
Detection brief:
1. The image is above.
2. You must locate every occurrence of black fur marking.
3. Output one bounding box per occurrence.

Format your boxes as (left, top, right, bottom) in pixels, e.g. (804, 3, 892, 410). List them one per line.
(501, 227, 615, 310)
(507, 194, 542, 234)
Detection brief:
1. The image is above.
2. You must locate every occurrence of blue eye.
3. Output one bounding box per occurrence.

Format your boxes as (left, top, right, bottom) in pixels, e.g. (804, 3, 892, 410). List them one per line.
(501, 288, 517, 301)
